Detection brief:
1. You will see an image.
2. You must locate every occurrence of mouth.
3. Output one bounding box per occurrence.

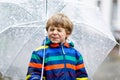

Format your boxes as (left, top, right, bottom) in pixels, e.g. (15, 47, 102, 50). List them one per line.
(51, 36, 59, 39)
(51, 37, 60, 41)
(52, 38, 59, 40)
(50, 37, 60, 43)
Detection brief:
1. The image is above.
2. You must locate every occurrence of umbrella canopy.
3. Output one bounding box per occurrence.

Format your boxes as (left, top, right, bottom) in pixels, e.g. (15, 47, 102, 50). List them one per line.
(0, 0, 65, 79)
(0, 0, 117, 80)
(0, 2, 35, 33)
(61, 2, 117, 77)
(0, 23, 45, 79)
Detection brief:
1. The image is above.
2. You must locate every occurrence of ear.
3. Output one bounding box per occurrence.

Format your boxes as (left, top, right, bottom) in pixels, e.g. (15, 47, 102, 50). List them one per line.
(66, 34, 70, 39)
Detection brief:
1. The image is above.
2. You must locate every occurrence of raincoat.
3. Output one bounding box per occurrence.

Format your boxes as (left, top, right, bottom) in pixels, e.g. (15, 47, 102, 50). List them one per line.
(26, 38, 88, 80)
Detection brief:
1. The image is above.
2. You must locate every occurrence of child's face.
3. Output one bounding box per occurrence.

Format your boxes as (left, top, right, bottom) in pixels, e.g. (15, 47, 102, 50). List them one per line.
(47, 26, 69, 43)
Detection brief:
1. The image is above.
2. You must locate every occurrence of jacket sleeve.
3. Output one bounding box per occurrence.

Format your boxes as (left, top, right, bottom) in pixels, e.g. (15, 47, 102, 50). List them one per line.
(25, 51, 44, 80)
(75, 51, 89, 80)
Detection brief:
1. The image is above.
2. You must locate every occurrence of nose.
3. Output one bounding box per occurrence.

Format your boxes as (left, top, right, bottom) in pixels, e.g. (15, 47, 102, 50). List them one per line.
(53, 30, 58, 34)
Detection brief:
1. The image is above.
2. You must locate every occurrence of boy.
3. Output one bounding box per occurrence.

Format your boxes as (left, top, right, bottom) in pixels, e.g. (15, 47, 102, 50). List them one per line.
(26, 13, 88, 80)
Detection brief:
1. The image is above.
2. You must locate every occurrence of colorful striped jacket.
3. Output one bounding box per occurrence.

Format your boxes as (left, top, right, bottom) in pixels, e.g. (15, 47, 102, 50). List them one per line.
(26, 38, 88, 80)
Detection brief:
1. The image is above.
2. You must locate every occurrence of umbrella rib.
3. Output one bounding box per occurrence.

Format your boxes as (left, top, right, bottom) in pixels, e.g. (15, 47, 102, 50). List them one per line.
(0, 21, 40, 34)
(11, 21, 40, 27)
(59, 5, 66, 12)
(0, 27, 10, 34)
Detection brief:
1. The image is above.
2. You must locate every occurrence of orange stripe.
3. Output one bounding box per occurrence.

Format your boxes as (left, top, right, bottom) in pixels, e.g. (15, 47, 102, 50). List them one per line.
(76, 64, 84, 70)
(45, 64, 64, 70)
(29, 62, 42, 68)
(66, 64, 76, 70)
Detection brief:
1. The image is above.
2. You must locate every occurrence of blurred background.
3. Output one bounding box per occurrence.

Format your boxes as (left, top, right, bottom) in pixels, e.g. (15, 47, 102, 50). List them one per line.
(86, 0, 120, 80)
(0, 0, 120, 80)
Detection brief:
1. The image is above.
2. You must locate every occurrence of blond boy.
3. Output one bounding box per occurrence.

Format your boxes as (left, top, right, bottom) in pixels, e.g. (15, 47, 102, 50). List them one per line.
(26, 13, 88, 80)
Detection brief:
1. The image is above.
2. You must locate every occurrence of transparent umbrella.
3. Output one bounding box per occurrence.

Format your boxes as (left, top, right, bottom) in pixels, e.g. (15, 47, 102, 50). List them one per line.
(0, 0, 65, 80)
(0, 0, 117, 80)
(61, 1, 117, 78)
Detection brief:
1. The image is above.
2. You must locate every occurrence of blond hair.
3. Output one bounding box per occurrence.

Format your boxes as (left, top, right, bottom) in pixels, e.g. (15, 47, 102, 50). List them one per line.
(46, 13, 73, 35)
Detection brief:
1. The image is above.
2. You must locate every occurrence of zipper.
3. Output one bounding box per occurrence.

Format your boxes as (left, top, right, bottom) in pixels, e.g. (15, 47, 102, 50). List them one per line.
(61, 44, 67, 80)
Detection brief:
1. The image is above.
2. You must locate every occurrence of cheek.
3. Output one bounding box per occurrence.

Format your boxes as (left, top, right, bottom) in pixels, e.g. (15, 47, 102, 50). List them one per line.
(62, 33, 66, 36)
(60, 33, 67, 38)
(47, 31, 52, 35)
(47, 32, 51, 38)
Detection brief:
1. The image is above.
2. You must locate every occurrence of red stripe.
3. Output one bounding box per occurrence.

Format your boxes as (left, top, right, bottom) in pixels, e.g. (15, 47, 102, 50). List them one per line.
(45, 64, 64, 70)
(66, 64, 76, 70)
(29, 62, 42, 68)
(76, 64, 84, 70)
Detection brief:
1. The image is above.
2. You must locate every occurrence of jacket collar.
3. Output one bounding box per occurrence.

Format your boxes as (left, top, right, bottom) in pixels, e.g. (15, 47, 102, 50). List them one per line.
(43, 37, 74, 48)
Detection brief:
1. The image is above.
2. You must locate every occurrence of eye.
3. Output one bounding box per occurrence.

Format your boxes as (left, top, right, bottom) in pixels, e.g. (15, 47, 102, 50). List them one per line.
(57, 29, 62, 32)
(49, 28, 54, 31)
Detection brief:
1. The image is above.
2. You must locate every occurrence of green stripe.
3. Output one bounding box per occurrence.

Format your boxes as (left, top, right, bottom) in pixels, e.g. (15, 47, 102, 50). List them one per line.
(32, 54, 40, 60)
(77, 56, 83, 62)
(44, 55, 83, 63)
(45, 56, 63, 63)
(65, 55, 76, 62)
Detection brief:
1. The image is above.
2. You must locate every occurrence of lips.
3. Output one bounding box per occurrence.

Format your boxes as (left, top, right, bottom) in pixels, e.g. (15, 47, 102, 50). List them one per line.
(52, 38, 59, 40)
(51, 36, 59, 39)
(50, 37, 60, 43)
(51, 37, 60, 41)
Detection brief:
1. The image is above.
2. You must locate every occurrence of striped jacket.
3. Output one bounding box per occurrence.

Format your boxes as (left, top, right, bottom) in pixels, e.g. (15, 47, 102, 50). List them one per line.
(26, 38, 88, 80)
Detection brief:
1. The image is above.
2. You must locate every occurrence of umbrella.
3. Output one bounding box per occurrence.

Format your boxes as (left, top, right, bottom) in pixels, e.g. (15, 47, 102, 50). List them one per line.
(0, 0, 65, 80)
(61, 1, 117, 78)
(0, 0, 117, 80)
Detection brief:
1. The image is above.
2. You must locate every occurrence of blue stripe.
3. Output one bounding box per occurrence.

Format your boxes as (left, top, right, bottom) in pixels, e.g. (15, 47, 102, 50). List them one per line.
(45, 68, 76, 80)
(30, 59, 42, 64)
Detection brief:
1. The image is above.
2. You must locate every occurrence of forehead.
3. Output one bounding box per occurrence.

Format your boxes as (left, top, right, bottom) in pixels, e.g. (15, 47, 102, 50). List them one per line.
(49, 25, 65, 29)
